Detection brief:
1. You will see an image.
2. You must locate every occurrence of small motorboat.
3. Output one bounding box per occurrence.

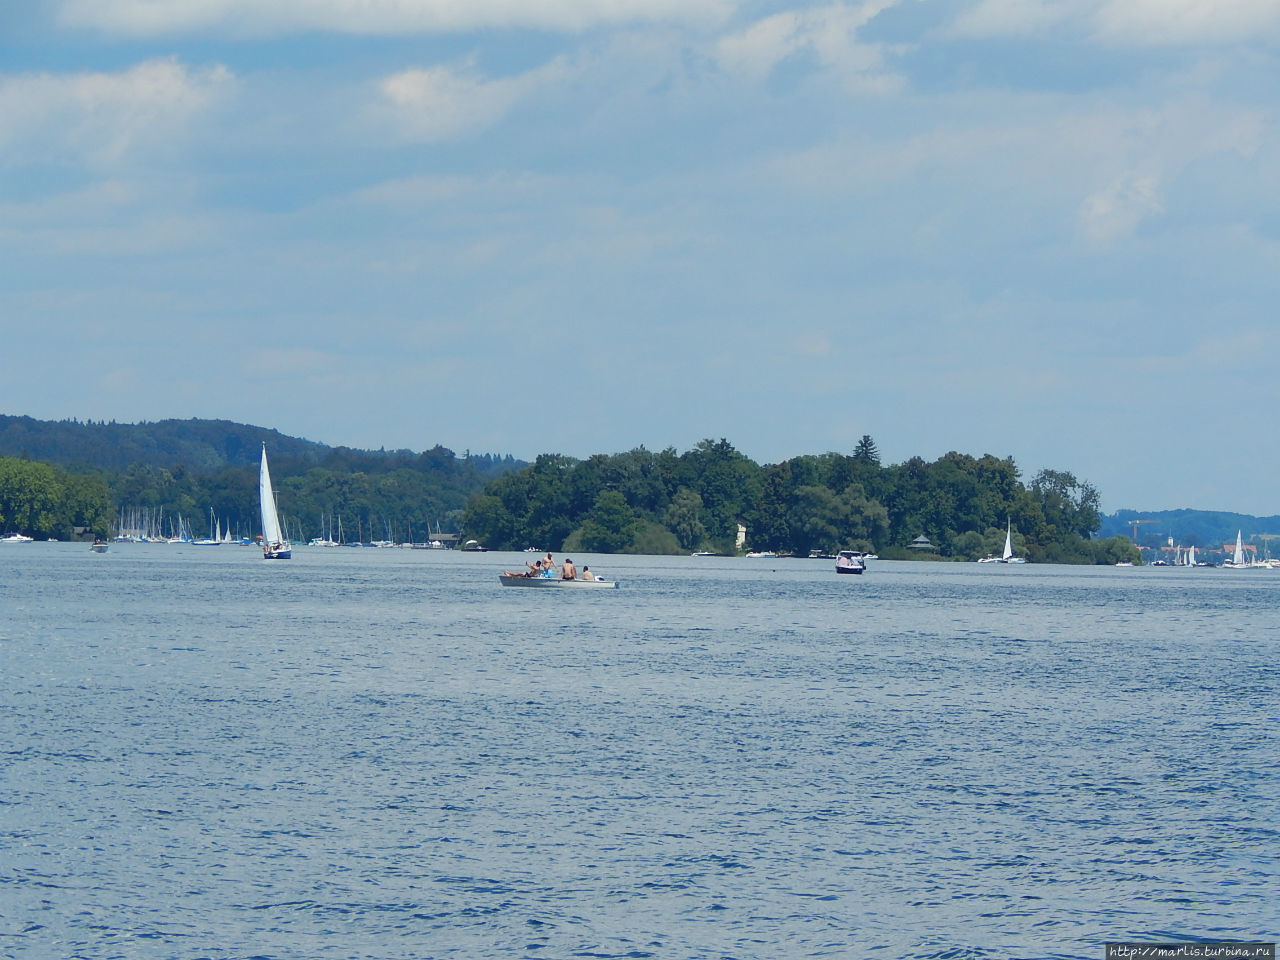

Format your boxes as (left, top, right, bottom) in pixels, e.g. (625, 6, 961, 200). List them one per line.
(499, 574, 618, 589)
(835, 550, 866, 574)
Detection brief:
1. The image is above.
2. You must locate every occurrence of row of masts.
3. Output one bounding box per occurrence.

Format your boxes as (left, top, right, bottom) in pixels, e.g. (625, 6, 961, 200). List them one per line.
(115, 506, 257, 543)
(113, 507, 449, 546)
(306, 514, 449, 547)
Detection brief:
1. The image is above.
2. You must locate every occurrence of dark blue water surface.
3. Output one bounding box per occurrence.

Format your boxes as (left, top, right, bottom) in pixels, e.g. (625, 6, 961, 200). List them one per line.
(2, 544, 1276, 959)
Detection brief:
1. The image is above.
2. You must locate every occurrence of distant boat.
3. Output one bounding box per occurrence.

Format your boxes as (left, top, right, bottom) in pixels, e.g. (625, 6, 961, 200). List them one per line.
(978, 520, 1024, 563)
(192, 507, 220, 545)
(259, 444, 291, 560)
(745, 551, 776, 559)
(1222, 530, 1261, 568)
(1, 532, 34, 543)
(90, 539, 109, 553)
(1002, 521, 1026, 563)
(835, 550, 866, 575)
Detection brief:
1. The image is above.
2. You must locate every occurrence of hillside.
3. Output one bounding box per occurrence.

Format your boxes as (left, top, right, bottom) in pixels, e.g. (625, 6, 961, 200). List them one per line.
(0, 415, 525, 542)
(1100, 508, 1280, 554)
(0, 414, 517, 478)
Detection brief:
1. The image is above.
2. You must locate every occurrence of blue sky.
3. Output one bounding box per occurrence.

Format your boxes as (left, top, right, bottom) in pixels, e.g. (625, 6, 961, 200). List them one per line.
(3, 1, 1279, 515)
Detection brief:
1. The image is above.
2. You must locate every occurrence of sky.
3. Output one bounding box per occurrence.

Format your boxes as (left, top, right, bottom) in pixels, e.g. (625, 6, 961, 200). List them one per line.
(3, 0, 1280, 515)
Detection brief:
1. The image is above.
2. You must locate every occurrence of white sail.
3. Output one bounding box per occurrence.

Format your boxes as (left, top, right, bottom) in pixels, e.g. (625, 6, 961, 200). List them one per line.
(1002, 521, 1013, 562)
(1233, 530, 1244, 566)
(259, 444, 291, 559)
(1188, 545, 1196, 566)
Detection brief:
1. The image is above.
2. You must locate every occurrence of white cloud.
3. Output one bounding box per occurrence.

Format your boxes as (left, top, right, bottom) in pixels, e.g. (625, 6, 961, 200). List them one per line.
(0, 57, 232, 168)
(56, 0, 735, 36)
(375, 58, 570, 142)
(716, 11, 807, 79)
(1079, 172, 1164, 242)
(1093, 0, 1280, 45)
(950, 0, 1079, 38)
(951, 0, 1280, 44)
(714, 1, 902, 93)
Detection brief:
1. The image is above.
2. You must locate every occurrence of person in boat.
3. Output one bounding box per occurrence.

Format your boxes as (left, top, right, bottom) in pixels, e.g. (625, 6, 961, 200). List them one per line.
(505, 559, 541, 578)
(561, 558, 577, 580)
(580, 566, 595, 581)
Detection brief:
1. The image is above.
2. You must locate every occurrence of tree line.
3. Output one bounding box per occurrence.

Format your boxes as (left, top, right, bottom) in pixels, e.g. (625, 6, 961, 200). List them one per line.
(0, 447, 515, 543)
(461, 436, 1139, 563)
(0, 421, 1137, 562)
(0, 416, 522, 542)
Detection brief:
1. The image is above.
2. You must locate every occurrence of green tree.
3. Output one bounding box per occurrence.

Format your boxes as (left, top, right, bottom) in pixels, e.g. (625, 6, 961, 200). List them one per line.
(853, 435, 880, 465)
(1090, 535, 1140, 565)
(0, 457, 63, 537)
(679, 439, 763, 544)
(1030, 469, 1101, 540)
(577, 490, 639, 553)
(627, 520, 681, 555)
(461, 493, 517, 549)
(785, 485, 845, 557)
(663, 487, 708, 551)
(64, 473, 113, 537)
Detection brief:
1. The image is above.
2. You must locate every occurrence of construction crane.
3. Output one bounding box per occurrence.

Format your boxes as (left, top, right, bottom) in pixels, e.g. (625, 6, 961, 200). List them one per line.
(1128, 519, 1157, 543)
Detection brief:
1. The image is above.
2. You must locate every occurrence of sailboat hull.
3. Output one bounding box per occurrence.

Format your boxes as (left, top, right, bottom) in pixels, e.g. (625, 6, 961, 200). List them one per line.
(263, 546, 291, 560)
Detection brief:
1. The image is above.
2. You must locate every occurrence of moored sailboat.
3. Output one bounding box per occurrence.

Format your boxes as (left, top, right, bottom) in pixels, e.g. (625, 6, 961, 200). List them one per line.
(259, 444, 291, 560)
(978, 519, 1025, 563)
(1221, 529, 1261, 568)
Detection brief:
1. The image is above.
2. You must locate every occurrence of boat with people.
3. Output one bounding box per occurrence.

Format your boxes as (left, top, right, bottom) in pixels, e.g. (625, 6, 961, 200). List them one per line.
(259, 444, 291, 560)
(501, 554, 616, 587)
(835, 550, 866, 574)
(499, 573, 618, 588)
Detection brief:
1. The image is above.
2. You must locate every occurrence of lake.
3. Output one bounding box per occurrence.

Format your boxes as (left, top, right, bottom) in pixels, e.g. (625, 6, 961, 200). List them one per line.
(2, 543, 1276, 959)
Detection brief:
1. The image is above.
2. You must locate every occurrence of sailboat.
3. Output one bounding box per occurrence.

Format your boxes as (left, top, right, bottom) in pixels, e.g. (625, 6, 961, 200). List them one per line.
(192, 507, 220, 545)
(1224, 529, 1249, 568)
(978, 519, 1026, 564)
(1001, 519, 1026, 563)
(259, 444, 291, 560)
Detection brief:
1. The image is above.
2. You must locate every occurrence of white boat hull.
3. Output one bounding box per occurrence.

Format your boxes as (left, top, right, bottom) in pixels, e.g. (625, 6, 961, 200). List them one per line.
(499, 574, 618, 589)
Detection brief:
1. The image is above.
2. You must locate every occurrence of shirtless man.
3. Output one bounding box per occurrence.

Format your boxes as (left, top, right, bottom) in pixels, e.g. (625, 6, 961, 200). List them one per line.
(561, 557, 577, 580)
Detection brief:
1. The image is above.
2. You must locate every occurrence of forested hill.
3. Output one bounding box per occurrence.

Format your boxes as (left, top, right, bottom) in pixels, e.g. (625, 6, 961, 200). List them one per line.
(0, 415, 525, 542)
(1100, 508, 1280, 552)
(0, 415, 519, 479)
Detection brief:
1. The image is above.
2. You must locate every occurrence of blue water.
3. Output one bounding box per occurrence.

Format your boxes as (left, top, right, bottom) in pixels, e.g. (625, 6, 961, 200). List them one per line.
(2, 545, 1276, 959)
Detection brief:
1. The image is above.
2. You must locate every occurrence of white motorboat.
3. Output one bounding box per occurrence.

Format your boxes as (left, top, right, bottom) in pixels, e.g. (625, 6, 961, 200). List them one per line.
(835, 550, 866, 575)
(499, 574, 618, 589)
